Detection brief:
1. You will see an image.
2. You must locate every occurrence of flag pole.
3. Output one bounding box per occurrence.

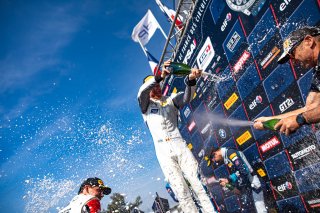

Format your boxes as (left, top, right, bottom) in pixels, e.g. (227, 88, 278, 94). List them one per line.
(137, 39, 148, 57)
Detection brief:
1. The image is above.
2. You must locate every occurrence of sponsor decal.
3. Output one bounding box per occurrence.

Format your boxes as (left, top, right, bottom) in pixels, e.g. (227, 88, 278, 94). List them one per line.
(234, 159, 240, 166)
(224, 93, 239, 110)
(197, 37, 215, 71)
(236, 130, 252, 145)
(233, 50, 251, 73)
(163, 85, 169, 96)
(260, 46, 281, 69)
(279, 97, 294, 113)
(183, 107, 191, 119)
(183, 38, 197, 64)
(291, 145, 316, 160)
(218, 128, 227, 139)
(249, 95, 263, 110)
(307, 198, 320, 208)
(201, 123, 211, 134)
(187, 143, 193, 150)
(279, 0, 292, 11)
(257, 168, 267, 177)
(168, 75, 174, 85)
(277, 181, 293, 192)
(151, 108, 159, 114)
(229, 153, 237, 160)
(226, 31, 241, 52)
(221, 13, 232, 31)
(260, 136, 281, 153)
(172, 87, 177, 94)
(188, 120, 196, 132)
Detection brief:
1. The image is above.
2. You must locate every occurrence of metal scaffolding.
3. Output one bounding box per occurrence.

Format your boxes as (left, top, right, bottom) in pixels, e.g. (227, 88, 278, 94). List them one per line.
(157, 0, 197, 70)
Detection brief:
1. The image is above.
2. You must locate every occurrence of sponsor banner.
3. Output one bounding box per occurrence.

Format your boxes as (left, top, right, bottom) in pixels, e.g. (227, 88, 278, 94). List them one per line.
(229, 45, 253, 81)
(224, 92, 239, 110)
(243, 84, 269, 120)
(234, 128, 255, 150)
(223, 21, 246, 61)
(270, 0, 303, 26)
(302, 189, 320, 211)
(263, 63, 295, 103)
(254, 32, 283, 79)
(221, 89, 241, 117)
(271, 83, 305, 115)
(247, 9, 277, 58)
(287, 135, 320, 170)
(258, 133, 283, 159)
(294, 162, 320, 194)
(271, 173, 299, 200)
(214, 125, 232, 145)
(196, 37, 215, 71)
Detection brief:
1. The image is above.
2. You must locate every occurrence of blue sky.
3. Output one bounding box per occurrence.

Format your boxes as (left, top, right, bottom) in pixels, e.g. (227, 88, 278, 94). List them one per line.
(0, 0, 177, 212)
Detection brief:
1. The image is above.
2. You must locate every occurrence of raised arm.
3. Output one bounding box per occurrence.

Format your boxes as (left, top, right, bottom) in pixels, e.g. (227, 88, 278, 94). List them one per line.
(172, 68, 201, 108)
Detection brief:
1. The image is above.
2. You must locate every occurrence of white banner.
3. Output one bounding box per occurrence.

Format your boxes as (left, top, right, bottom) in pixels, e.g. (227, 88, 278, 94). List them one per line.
(131, 10, 160, 46)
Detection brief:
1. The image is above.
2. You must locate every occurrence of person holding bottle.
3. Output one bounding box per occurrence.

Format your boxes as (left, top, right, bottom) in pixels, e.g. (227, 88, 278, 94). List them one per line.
(210, 147, 267, 213)
(137, 60, 217, 213)
(254, 26, 320, 135)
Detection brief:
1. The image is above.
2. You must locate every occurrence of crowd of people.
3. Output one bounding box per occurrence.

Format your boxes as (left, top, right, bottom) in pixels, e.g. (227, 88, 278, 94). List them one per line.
(60, 25, 319, 213)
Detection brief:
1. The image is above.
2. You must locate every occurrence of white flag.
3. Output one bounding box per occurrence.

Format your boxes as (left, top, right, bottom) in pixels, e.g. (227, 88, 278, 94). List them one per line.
(131, 10, 160, 46)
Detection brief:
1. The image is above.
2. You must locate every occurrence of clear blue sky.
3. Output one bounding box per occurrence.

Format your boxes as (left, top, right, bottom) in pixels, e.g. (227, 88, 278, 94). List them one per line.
(0, 0, 177, 212)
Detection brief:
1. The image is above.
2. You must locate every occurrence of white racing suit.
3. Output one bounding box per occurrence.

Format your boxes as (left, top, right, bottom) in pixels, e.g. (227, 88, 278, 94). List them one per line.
(138, 76, 216, 213)
(221, 148, 267, 213)
(58, 194, 97, 213)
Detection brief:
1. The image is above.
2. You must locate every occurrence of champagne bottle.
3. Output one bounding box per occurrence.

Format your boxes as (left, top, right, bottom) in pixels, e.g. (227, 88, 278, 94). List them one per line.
(167, 62, 210, 77)
(225, 183, 235, 190)
(262, 118, 280, 131)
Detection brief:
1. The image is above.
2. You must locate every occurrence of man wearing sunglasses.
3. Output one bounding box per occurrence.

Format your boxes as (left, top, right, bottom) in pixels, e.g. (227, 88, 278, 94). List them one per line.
(59, 177, 111, 213)
(254, 26, 320, 135)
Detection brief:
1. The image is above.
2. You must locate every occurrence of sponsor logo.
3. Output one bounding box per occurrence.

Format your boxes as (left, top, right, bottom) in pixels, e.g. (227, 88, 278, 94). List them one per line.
(187, 143, 193, 150)
(226, 31, 241, 52)
(277, 181, 293, 192)
(221, 13, 232, 31)
(249, 95, 263, 110)
(197, 37, 215, 71)
(233, 50, 250, 73)
(260, 46, 281, 69)
(183, 107, 191, 119)
(229, 153, 237, 160)
(201, 123, 211, 135)
(257, 168, 267, 177)
(188, 120, 196, 132)
(168, 75, 174, 85)
(279, 0, 292, 11)
(224, 93, 239, 110)
(236, 130, 252, 145)
(307, 198, 320, 208)
(183, 38, 197, 64)
(279, 98, 294, 113)
(151, 108, 159, 114)
(260, 136, 281, 153)
(291, 145, 316, 160)
(218, 128, 227, 138)
(163, 85, 169, 96)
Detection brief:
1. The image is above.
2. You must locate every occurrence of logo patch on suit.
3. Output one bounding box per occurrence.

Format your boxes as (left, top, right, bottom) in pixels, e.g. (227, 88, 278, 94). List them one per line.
(151, 108, 159, 114)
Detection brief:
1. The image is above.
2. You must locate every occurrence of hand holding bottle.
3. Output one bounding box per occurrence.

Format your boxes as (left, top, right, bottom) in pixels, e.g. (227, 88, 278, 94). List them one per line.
(161, 60, 172, 79)
(189, 68, 202, 80)
(253, 116, 274, 130)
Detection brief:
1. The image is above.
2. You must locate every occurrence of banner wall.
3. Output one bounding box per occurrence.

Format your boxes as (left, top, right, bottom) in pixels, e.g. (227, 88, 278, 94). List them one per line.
(167, 0, 320, 212)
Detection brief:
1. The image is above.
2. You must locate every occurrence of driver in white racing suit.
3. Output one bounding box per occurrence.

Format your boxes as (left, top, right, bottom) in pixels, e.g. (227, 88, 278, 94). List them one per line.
(137, 60, 216, 213)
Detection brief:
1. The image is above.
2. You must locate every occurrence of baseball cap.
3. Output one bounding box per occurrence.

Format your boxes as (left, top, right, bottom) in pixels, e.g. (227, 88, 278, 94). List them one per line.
(278, 26, 320, 64)
(78, 177, 112, 195)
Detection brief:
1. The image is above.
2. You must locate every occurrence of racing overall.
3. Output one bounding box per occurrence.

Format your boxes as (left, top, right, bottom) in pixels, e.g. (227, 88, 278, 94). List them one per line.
(138, 76, 216, 213)
(59, 194, 101, 213)
(221, 148, 267, 213)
